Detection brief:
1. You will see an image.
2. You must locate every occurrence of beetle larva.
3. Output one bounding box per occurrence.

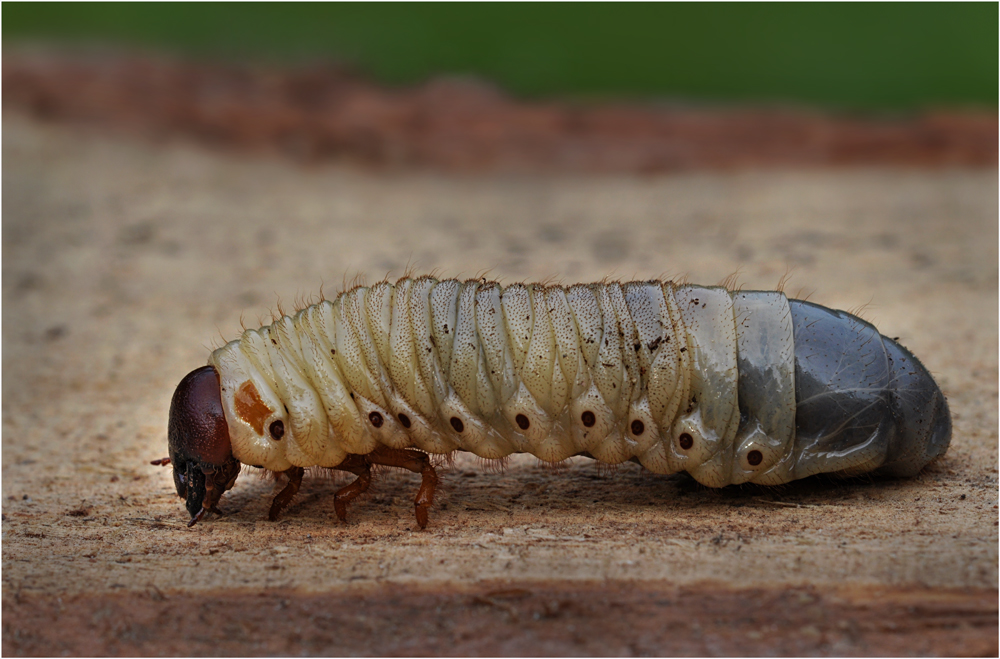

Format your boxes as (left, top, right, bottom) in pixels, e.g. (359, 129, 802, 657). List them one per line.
(158, 276, 951, 528)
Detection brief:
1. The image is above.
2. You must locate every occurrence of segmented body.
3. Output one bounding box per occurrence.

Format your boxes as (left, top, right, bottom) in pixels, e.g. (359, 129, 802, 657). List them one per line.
(206, 276, 950, 489)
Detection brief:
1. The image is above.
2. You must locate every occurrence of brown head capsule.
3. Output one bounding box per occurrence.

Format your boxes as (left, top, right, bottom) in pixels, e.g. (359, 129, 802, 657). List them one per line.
(166, 365, 241, 525)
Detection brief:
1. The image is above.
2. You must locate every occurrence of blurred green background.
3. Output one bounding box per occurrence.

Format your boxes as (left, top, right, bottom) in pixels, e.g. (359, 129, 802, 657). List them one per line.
(4, 3, 996, 109)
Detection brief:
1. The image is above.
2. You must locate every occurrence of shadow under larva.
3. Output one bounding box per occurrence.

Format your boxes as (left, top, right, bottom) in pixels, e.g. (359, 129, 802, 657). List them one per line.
(154, 276, 951, 529)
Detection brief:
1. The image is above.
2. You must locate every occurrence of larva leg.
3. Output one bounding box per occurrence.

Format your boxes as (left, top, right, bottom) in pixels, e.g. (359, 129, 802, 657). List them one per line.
(331, 455, 373, 523)
(268, 466, 305, 521)
(367, 446, 438, 529)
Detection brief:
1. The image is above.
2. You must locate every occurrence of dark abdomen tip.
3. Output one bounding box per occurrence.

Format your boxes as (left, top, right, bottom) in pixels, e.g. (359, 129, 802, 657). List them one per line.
(876, 337, 952, 477)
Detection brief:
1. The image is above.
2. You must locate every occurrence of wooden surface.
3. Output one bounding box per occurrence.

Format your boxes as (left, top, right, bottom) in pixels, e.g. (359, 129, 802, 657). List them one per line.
(2, 114, 997, 655)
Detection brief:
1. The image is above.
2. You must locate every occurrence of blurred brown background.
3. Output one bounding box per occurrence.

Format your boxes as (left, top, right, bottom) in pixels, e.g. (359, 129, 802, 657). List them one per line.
(3, 5, 997, 656)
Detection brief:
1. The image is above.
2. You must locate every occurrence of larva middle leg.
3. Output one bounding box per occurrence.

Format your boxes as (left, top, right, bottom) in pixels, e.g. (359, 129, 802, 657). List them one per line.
(157, 276, 951, 529)
(331, 455, 373, 522)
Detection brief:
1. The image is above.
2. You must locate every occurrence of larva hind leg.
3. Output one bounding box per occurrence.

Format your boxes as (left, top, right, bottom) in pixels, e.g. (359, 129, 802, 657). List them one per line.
(331, 455, 373, 523)
(268, 466, 305, 521)
(367, 446, 438, 530)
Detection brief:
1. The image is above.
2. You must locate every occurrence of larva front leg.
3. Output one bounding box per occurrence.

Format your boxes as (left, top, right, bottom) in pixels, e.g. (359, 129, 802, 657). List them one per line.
(268, 467, 305, 521)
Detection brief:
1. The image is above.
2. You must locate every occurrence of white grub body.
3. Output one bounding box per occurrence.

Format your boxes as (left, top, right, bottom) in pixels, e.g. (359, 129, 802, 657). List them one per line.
(209, 277, 799, 487)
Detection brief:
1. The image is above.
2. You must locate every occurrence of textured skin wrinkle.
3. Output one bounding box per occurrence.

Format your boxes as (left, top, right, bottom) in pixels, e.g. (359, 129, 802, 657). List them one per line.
(202, 277, 951, 487)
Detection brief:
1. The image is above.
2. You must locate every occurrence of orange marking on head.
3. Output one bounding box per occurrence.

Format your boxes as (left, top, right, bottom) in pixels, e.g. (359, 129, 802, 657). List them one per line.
(235, 380, 273, 435)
